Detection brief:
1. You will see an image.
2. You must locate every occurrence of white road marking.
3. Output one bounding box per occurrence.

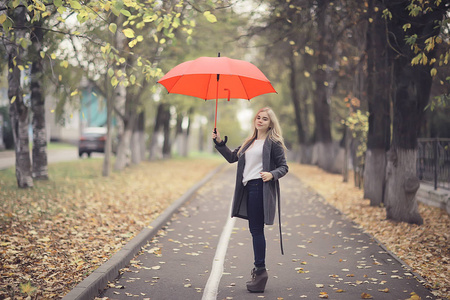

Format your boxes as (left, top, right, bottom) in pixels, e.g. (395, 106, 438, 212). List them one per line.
(202, 199, 236, 300)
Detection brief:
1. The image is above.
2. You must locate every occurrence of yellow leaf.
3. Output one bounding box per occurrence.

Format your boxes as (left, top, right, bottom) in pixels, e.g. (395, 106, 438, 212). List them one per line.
(60, 60, 69, 68)
(0, 14, 7, 24)
(10, 96, 16, 104)
(122, 28, 135, 38)
(203, 11, 217, 23)
(51, 53, 56, 59)
(407, 292, 421, 300)
(128, 39, 137, 48)
(40, 51, 45, 58)
(109, 23, 117, 34)
(430, 68, 437, 77)
(70, 90, 78, 96)
(361, 292, 373, 299)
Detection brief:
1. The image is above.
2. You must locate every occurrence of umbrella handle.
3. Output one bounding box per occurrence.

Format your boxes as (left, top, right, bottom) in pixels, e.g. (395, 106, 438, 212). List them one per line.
(213, 128, 227, 144)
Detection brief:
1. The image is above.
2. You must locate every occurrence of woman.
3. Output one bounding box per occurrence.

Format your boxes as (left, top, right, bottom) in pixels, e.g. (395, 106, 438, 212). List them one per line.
(212, 107, 288, 293)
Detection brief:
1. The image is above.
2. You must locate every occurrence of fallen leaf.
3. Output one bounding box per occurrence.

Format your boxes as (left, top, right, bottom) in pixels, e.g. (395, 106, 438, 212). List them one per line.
(361, 292, 373, 299)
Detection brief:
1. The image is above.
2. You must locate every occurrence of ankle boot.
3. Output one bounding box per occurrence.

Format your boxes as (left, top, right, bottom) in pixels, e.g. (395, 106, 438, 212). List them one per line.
(246, 267, 268, 293)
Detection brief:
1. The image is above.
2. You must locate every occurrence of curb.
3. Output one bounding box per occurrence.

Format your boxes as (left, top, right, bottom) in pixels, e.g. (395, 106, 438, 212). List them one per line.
(62, 164, 225, 300)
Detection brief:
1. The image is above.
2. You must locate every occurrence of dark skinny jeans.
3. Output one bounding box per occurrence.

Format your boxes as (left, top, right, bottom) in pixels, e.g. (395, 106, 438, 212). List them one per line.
(246, 178, 266, 268)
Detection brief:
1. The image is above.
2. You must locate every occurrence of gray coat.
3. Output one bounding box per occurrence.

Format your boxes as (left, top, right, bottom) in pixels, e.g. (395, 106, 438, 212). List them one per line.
(215, 137, 288, 225)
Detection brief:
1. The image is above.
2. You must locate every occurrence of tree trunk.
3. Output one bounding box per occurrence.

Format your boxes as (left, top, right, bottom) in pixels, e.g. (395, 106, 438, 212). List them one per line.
(149, 102, 165, 160)
(363, 0, 390, 206)
(313, 0, 333, 171)
(102, 84, 113, 177)
(114, 121, 133, 170)
(288, 52, 305, 145)
(162, 104, 171, 159)
(0, 115, 4, 150)
(365, 149, 386, 205)
(114, 94, 136, 170)
(8, 6, 33, 188)
(138, 111, 146, 161)
(384, 149, 422, 224)
(383, 1, 444, 224)
(30, 21, 48, 180)
(131, 111, 144, 164)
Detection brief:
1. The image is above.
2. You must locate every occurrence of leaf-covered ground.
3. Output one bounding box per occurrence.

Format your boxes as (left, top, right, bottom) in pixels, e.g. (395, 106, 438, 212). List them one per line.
(0, 157, 222, 299)
(290, 164, 450, 299)
(1, 159, 448, 299)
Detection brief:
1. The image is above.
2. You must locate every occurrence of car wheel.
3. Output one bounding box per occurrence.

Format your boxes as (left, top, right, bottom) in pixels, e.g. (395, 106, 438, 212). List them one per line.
(79, 151, 83, 158)
(87, 152, 91, 158)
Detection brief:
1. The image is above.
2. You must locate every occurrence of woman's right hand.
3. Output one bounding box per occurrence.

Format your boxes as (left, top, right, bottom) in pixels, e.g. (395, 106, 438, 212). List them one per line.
(212, 130, 222, 143)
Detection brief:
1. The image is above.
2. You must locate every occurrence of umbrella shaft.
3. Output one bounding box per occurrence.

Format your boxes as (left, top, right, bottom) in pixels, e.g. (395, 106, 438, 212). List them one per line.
(214, 98, 218, 129)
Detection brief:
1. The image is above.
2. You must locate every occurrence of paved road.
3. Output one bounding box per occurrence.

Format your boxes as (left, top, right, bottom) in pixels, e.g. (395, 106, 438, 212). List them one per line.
(0, 149, 102, 170)
(99, 164, 435, 300)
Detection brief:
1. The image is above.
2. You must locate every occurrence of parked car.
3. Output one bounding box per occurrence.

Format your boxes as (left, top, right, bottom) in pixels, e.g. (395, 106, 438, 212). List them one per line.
(78, 127, 108, 157)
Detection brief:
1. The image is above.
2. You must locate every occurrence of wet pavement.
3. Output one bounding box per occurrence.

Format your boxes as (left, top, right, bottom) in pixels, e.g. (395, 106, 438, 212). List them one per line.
(98, 164, 435, 300)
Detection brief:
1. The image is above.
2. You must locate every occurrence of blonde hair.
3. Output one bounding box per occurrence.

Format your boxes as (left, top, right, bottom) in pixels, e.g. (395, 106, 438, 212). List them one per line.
(237, 107, 287, 156)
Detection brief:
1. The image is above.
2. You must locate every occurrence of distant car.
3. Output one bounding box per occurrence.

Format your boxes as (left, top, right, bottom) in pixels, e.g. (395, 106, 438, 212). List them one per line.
(78, 127, 108, 158)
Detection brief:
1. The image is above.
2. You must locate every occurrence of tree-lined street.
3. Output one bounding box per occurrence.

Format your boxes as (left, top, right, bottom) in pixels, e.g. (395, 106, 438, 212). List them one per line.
(1, 0, 449, 299)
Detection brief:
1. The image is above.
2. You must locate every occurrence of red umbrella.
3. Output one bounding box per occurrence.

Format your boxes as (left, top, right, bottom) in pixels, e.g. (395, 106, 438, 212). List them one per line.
(157, 54, 276, 132)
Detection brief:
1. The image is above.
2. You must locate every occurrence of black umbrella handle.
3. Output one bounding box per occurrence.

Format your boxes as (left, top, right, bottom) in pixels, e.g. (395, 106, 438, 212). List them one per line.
(213, 128, 227, 145)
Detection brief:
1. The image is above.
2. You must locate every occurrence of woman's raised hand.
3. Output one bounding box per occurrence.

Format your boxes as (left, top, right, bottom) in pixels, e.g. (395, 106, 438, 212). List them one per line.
(212, 129, 222, 143)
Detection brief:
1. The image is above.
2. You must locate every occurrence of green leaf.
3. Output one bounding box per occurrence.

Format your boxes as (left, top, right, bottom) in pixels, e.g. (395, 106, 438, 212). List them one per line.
(12, 0, 21, 8)
(109, 23, 117, 33)
(2, 18, 12, 33)
(54, 0, 63, 7)
(203, 11, 217, 23)
(40, 51, 45, 59)
(0, 14, 7, 24)
(120, 9, 131, 17)
(70, 0, 82, 10)
(111, 6, 120, 17)
(108, 68, 114, 77)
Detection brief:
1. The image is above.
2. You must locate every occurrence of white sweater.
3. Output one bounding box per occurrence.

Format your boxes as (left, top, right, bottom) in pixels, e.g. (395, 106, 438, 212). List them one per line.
(242, 139, 264, 185)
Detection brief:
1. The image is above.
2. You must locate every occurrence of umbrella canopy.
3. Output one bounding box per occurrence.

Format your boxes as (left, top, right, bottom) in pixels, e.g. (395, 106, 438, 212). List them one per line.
(157, 55, 276, 130)
(158, 56, 276, 101)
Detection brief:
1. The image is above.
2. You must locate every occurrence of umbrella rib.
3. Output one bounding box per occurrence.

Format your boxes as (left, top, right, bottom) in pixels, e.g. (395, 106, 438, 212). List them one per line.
(205, 74, 213, 100)
(237, 76, 251, 100)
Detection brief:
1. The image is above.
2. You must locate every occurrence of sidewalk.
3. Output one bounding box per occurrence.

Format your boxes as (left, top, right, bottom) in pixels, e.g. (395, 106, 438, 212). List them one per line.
(72, 164, 435, 299)
(0, 148, 96, 170)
